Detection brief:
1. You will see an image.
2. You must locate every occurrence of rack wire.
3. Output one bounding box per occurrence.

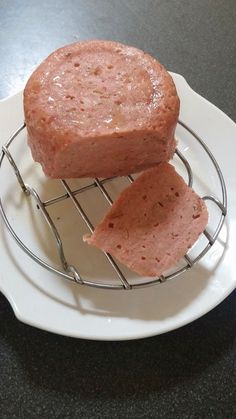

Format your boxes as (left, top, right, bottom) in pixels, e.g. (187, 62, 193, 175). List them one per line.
(0, 121, 227, 290)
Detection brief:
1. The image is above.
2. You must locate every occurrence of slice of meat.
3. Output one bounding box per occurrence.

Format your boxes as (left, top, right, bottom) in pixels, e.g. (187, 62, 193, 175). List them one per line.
(84, 163, 208, 277)
(24, 40, 179, 178)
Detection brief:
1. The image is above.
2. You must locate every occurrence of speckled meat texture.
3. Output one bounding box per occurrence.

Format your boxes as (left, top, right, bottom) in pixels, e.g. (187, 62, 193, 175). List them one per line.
(24, 40, 179, 178)
(84, 163, 208, 277)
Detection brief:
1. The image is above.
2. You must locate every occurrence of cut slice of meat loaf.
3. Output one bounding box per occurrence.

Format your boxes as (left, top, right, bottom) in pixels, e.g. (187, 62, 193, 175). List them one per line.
(24, 40, 179, 178)
(84, 163, 208, 277)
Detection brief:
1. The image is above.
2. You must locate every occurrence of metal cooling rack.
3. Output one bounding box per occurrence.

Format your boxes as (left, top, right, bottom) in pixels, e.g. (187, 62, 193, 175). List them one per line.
(0, 121, 227, 290)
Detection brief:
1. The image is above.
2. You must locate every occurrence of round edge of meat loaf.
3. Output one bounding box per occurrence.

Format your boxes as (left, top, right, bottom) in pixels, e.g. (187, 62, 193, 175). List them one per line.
(24, 40, 180, 177)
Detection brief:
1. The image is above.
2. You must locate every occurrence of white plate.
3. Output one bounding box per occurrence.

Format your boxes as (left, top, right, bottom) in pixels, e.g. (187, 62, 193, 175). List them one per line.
(0, 73, 235, 341)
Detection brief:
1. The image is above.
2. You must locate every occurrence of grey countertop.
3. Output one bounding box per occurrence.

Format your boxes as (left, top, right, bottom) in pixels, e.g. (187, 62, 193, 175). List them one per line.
(0, 1, 236, 417)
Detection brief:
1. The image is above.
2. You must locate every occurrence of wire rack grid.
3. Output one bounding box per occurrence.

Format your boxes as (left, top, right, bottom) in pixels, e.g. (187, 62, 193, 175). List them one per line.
(0, 121, 227, 290)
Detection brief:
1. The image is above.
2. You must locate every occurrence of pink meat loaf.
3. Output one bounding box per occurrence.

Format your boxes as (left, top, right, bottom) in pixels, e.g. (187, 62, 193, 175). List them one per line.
(24, 40, 179, 178)
(84, 163, 208, 277)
